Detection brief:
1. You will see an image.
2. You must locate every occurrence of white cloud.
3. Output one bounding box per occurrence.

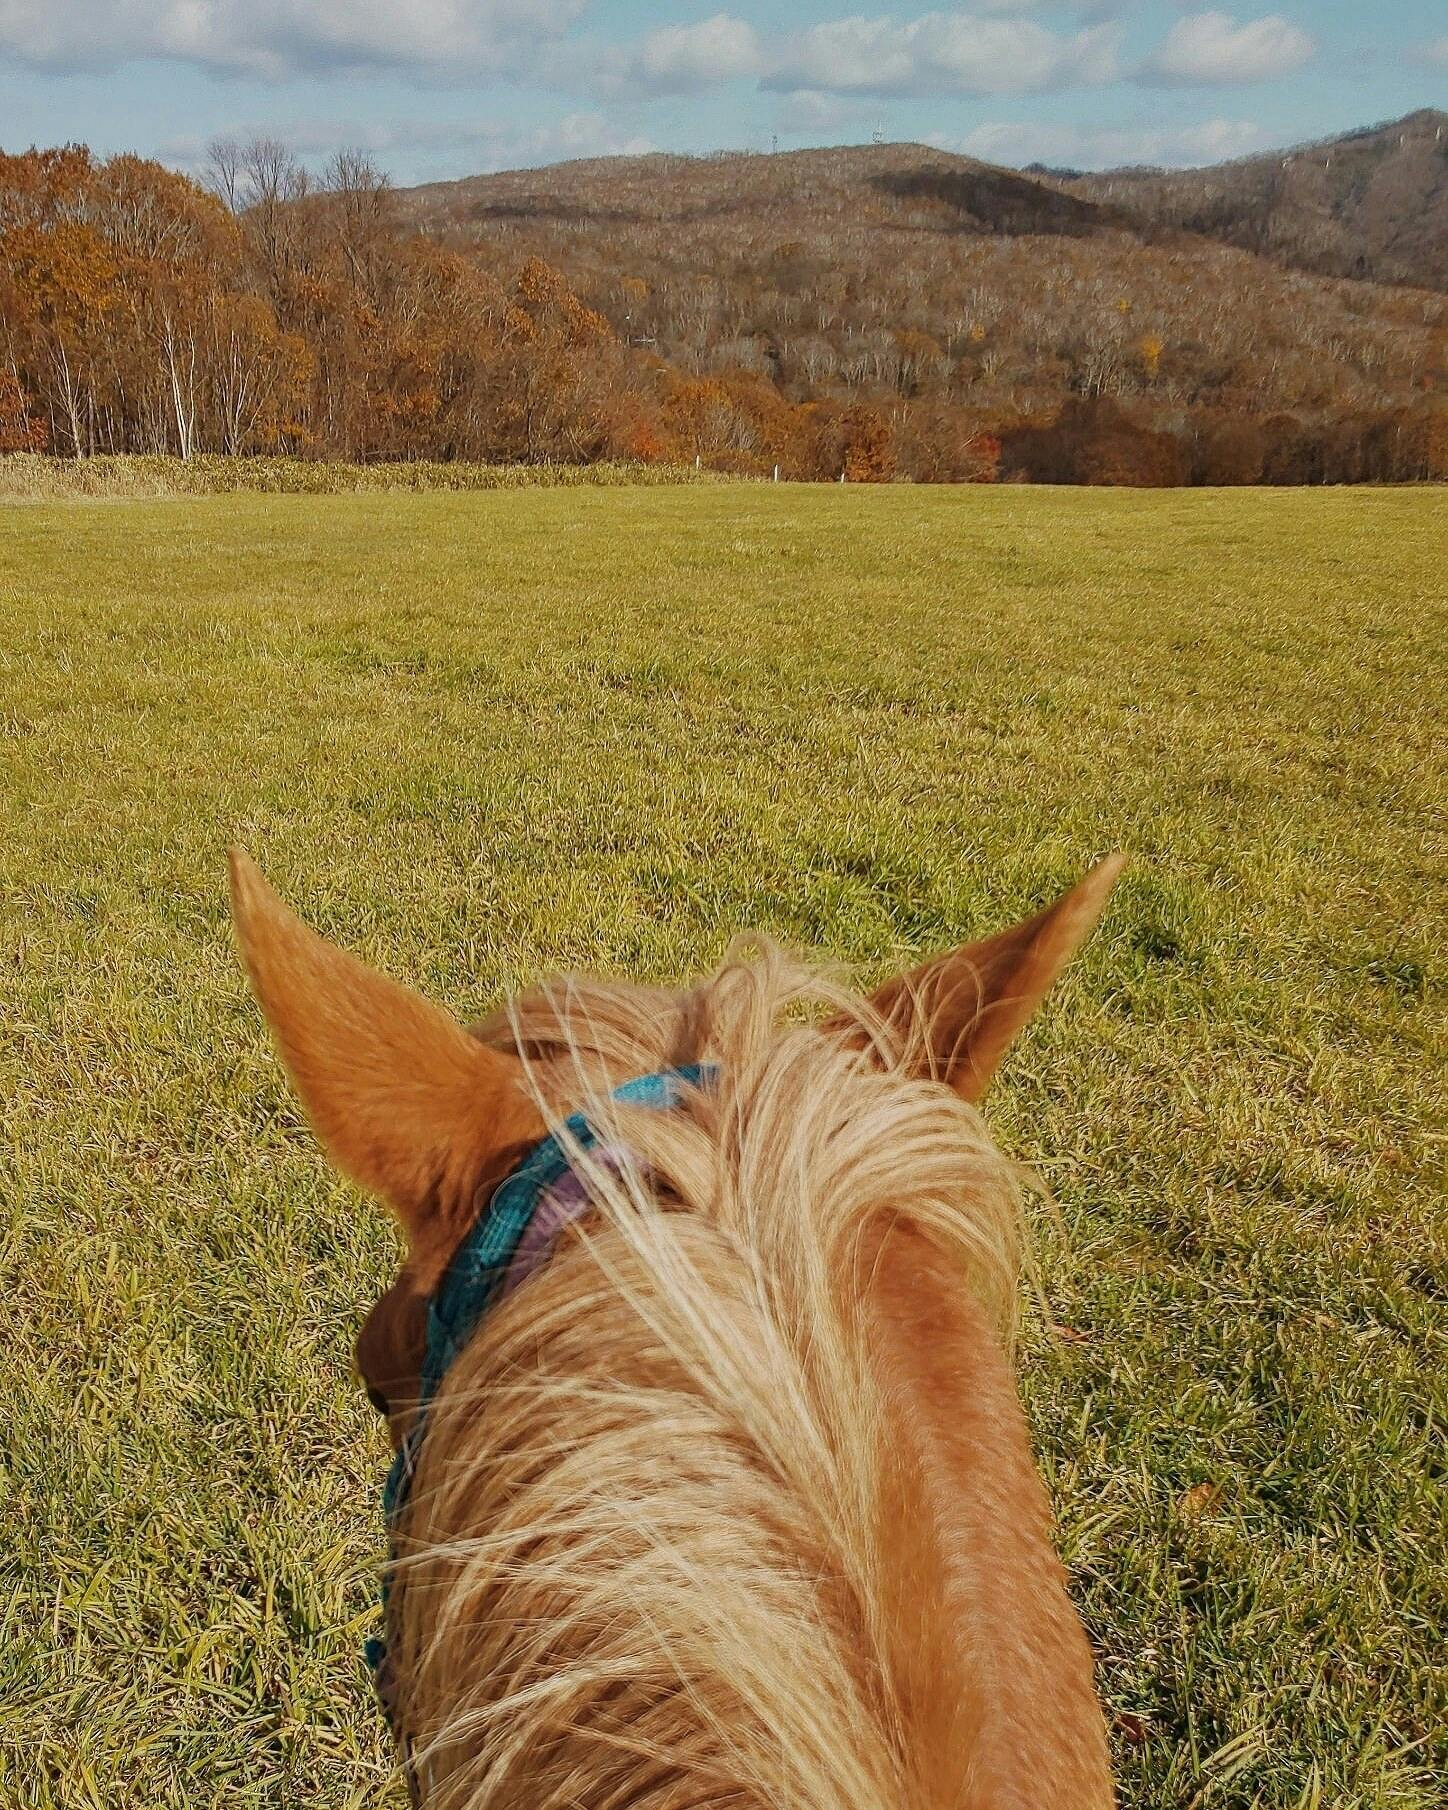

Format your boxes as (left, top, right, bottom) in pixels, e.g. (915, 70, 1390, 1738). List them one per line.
(763, 13, 1122, 97)
(1140, 11, 1315, 87)
(550, 9, 1121, 105)
(775, 89, 881, 133)
(1418, 35, 1448, 73)
(957, 115, 1269, 169)
(630, 14, 764, 92)
(0, 0, 588, 78)
(161, 110, 655, 180)
(0, 0, 1325, 110)
(525, 110, 656, 163)
(923, 0, 1053, 13)
(584, 12, 764, 97)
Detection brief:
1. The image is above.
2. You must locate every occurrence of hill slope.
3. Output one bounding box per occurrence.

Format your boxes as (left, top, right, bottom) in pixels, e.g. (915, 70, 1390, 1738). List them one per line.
(1061, 110, 1448, 291)
(398, 140, 1124, 242)
(395, 129, 1444, 479)
(400, 113, 1448, 292)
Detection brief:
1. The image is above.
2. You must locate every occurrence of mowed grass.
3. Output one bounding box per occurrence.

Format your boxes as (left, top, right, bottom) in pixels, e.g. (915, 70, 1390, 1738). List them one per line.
(1, 483, 1443, 1809)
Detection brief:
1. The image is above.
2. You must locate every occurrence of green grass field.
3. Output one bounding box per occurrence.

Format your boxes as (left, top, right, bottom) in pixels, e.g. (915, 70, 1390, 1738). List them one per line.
(2, 483, 1443, 1809)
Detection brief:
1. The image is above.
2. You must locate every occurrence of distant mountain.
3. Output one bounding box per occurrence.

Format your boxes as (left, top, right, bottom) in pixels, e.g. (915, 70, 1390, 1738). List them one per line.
(398, 140, 1124, 243)
(1060, 110, 1448, 291)
(393, 122, 1443, 436)
(398, 112, 1447, 294)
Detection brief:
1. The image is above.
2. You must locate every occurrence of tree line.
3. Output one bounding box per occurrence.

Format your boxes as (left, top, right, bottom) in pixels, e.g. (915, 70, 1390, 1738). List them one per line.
(2, 143, 1443, 483)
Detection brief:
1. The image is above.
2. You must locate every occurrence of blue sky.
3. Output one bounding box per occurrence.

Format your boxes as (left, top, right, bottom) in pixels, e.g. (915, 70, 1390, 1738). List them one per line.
(1, 3, 1444, 184)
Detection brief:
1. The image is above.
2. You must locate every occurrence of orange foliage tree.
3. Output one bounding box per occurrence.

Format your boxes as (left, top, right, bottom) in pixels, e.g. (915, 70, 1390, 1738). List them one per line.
(0, 369, 46, 450)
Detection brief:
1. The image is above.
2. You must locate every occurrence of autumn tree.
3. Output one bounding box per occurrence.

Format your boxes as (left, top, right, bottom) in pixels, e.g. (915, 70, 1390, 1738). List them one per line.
(1190, 413, 1267, 485)
(839, 404, 895, 481)
(0, 369, 46, 450)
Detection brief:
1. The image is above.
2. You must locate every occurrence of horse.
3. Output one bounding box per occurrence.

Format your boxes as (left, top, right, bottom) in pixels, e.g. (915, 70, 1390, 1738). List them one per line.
(229, 848, 1123, 1809)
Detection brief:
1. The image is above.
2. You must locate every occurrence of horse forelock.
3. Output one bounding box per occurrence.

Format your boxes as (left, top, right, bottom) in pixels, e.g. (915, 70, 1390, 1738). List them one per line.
(386, 939, 1038, 1810)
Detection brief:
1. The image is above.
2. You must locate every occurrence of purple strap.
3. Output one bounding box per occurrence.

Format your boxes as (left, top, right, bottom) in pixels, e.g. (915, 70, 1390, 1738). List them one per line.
(498, 1143, 637, 1299)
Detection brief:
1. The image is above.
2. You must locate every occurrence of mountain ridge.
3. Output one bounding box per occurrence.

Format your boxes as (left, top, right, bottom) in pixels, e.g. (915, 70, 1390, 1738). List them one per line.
(387, 111, 1444, 471)
(397, 110, 1447, 293)
(1061, 109, 1447, 290)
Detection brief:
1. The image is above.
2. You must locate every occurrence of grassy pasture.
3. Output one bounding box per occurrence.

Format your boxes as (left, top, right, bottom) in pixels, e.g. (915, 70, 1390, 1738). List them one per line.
(1, 482, 1443, 1808)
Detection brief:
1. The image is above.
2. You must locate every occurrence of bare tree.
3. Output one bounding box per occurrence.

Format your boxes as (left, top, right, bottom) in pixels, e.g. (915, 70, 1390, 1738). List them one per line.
(205, 137, 242, 213)
(239, 138, 308, 212)
(161, 312, 198, 458)
(235, 138, 310, 286)
(323, 149, 393, 290)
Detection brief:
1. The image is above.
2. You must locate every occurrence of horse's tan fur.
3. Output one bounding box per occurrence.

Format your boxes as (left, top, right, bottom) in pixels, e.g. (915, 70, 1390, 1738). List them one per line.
(229, 854, 1121, 1809)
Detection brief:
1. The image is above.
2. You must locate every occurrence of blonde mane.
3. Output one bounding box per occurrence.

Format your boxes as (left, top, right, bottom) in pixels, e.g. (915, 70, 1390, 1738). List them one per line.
(387, 940, 1025, 1809)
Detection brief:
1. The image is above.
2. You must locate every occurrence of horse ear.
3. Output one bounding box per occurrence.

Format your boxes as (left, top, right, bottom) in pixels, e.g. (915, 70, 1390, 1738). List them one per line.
(228, 850, 543, 1272)
(852, 856, 1127, 1103)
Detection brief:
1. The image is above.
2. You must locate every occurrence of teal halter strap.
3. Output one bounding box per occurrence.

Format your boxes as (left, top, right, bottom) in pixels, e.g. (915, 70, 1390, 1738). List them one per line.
(365, 1063, 716, 1716)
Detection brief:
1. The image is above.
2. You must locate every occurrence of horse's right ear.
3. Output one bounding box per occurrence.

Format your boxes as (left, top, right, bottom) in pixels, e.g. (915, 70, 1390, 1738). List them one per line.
(228, 850, 543, 1278)
(836, 857, 1126, 1103)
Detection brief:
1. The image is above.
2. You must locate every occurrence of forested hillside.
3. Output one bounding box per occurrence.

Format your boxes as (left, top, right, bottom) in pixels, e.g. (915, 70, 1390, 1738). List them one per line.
(399, 121, 1447, 483)
(0, 146, 655, 469)
(1060, 110, 1447, 292)
(3, 120, 1444, 483)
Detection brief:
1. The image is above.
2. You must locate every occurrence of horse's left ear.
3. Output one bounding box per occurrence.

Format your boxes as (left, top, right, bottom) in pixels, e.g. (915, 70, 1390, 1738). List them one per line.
(850, 856, 1127, 1103)
(228, 849, 543, 1280)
